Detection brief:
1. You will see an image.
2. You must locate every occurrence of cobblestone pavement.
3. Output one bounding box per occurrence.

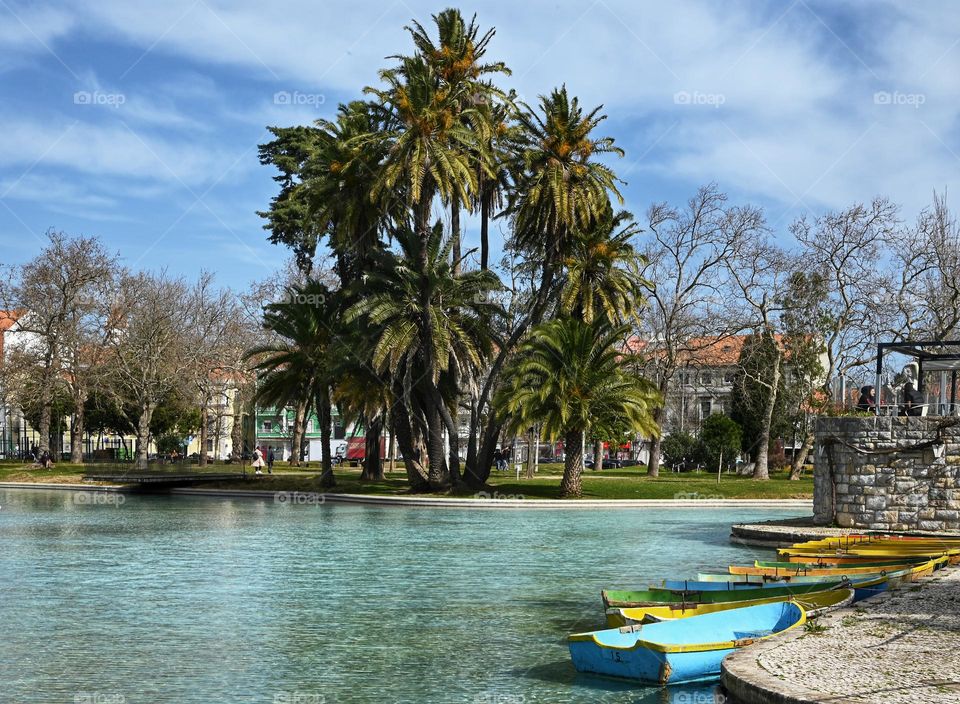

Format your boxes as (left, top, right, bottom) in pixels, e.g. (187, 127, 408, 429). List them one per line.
(756, 567, 960, 703)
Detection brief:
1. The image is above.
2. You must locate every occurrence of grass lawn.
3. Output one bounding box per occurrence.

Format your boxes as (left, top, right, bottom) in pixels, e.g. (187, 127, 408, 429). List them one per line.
(0, 460, 813, 500)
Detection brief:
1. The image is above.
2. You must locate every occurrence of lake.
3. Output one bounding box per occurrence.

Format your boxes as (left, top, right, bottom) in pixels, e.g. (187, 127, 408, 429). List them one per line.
(0, 489, 804, 703)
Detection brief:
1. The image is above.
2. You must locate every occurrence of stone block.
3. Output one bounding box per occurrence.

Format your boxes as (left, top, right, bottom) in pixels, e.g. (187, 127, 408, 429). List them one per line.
(836, 512, 855, 528)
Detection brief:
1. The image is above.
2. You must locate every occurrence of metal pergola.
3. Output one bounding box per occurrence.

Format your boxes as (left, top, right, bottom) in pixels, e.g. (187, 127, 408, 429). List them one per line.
(876, 341, 960, 415)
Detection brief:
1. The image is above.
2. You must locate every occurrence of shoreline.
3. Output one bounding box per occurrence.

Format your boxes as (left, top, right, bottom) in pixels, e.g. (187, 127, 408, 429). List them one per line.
(0, 481, 812, 510)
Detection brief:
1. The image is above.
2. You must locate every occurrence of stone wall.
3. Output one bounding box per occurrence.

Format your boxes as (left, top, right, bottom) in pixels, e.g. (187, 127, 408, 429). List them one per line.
(813, 416, 960, 531)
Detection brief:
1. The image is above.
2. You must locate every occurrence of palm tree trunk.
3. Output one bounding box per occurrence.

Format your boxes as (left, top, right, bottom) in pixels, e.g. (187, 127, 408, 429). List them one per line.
(647, 433, 662, 478)
(593, 438, 604, 472)
(289, 398, 307, 467)
(480, 187, 491, 271)
(391, 386, 430, 490)
(464, 262, 558, 487)
(386, 409, 396, 473)
(318, 389, 335, 488)
(362, 415, 384, 481)
(526, 427, 536, 480)
(451, 198, 461, 276)
(560, 428, 584, 498)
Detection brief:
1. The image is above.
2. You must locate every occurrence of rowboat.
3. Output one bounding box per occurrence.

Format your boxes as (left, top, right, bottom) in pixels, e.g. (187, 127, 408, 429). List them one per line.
(607, 588, 853, 627)
(723, 554, 948, 580)
(779, 548, 960, 565)
(659, 579, 794, 590)
(602, 579, 853, 610)
(569, 601, 806, 685)
(746, 557, 928, 571)
(694, 569, 885, 584)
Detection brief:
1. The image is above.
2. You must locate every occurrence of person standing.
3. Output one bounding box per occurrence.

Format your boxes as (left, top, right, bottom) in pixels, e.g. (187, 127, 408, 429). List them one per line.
(493, 447, 502, 471)
(856, 385, 876, 412)
(267, 446, 275, 474)
(252, 447, 265, 475)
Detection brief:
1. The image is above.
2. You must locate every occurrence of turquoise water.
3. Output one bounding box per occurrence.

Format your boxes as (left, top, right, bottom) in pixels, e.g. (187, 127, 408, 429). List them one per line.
(0, 489, 804, 703)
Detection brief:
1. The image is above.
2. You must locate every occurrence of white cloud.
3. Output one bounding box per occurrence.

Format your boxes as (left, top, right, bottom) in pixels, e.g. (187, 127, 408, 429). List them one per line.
(0, 116, 254, 187)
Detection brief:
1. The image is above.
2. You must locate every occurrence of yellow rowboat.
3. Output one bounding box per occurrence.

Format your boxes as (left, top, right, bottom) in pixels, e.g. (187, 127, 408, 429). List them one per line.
(606, 588, 854, 627)
(779, 549, 960, 565)
(724, 561, 928, 580)
(788, 536, 960, 550)
(728, 557, 924, 575)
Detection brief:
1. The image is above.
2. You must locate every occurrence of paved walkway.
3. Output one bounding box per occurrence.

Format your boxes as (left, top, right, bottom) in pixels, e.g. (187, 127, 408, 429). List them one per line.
(723, 567, 960, 703)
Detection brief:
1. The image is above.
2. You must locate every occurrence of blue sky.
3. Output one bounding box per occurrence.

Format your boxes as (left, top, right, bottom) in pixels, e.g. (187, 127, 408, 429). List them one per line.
(1, 0, 958, 291)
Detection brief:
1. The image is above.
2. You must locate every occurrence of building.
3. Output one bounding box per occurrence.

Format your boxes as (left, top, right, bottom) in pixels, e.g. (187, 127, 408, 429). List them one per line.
(630, 333, 828, 439)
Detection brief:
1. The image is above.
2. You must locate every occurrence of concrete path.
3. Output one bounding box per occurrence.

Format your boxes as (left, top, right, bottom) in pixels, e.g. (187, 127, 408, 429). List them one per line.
(723, 567, 960, 703)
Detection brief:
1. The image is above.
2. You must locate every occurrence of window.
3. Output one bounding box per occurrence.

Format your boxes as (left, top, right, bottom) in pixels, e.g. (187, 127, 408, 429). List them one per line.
(701, 372, 712, 385)
(724, 372, 735, 384)
(206, 439, 213, 451)
(263, 420, 273, 432)
(700, 400, 712, 418)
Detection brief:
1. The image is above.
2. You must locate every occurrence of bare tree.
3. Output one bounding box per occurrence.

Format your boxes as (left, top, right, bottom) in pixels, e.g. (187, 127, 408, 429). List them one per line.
(791, 197, 899, 393)
(106, 271, 227, 469)
(638, 185, 762, 476)
(0, 231, 119, 460)
(881, 191, 960, 341)
(724, 225, 795, 480)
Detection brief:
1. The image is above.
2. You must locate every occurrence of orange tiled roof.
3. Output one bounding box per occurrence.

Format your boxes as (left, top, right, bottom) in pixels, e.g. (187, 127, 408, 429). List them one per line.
(627, 333, 787, 367)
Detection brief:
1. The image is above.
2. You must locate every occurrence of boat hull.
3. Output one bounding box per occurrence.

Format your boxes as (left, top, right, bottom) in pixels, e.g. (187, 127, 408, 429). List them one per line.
(571, 602, 806, 685)
(607, 588, 853, 627)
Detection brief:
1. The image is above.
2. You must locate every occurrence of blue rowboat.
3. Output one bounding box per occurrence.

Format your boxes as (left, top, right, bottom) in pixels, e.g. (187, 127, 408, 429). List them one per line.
(569, 601, 806, 685)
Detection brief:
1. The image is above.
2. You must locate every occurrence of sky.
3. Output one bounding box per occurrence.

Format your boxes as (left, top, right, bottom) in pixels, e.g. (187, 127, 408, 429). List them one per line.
(1, 0, 958, 291)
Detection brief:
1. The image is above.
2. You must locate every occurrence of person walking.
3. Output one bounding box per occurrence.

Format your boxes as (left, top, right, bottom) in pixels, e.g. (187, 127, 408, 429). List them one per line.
(267, 446, 275, 474)
(493, 447, 503, 471)
(252, 446, 265, 475)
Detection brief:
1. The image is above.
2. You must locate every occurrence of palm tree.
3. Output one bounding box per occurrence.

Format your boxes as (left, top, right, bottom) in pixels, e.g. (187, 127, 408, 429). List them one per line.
(496, 318, 661, 498)
(365, 55, 480, 244)
(304, 100, 398, 284)
(560, 208, 650, 470)
(561, 209, 647, 324)
(404, 8, 510, 272)
(468, 88, 626, 485)
(347, 223, 503, 489)
(246, 281, 341, 486)
(509, 86, 624, 275)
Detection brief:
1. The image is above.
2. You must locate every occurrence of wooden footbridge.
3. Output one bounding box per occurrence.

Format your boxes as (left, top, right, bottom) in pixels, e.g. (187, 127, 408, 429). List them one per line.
(82, 469, 249, 488)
